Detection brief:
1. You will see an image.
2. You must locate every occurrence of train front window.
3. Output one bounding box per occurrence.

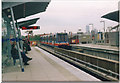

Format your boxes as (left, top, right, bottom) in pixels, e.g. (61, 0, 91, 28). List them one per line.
(58, 34, 68, 42)
(61, 35, 64, 41)
(57, 35, 61, 42)
(64, 35, 67, 42)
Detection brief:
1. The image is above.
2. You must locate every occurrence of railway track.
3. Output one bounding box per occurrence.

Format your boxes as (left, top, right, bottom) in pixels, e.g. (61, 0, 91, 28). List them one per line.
(37, 44, 119, 81)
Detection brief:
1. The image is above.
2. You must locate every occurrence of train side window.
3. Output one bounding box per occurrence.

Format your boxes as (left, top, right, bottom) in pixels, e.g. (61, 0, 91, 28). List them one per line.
(65, 35, 67, 42)
(58, 35, 60, 42)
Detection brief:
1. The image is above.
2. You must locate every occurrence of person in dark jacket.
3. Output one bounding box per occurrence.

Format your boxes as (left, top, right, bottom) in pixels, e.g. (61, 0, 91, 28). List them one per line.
(23, 39, 28, 54)
(25, 36, 31, 51)
(23, 36, 31, 54)
(11, 42, 32, 65)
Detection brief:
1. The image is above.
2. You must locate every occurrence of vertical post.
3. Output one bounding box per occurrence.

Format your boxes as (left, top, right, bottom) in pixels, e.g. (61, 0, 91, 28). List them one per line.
(16, 21, 23, 51)
(78, 29, 81, 44)
(18, 29, 23, 51)
(76, 34, 77, 44)
(103, 22, 106, 45)
(100, 21, 105, 44)
(10, 7, 24, 72)
(6, 21, 12, 59)
(3, 12, 12, 59)
(103, 22, 105, 32)
(102, 22, 105, 44)
(89, 23, 94, 44)
(79, 34, 80, 44)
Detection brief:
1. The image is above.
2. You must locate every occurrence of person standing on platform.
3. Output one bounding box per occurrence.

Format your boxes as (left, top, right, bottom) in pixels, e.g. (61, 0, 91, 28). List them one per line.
(23, 36, 31, 54)
(27, 36, 31, 51)
(11, 42, 32, 65)
(23, 38, 28, 54)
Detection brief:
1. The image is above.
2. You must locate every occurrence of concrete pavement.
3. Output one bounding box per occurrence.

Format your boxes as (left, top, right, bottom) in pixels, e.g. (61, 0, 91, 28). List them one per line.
(2, 46, 100, 82)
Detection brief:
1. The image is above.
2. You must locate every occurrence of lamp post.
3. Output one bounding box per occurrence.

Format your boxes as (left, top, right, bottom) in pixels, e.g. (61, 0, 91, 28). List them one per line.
(89, 23, 94, 31)
(69, 31, 72, 44)
(78, 29, 81, 44)
(89, 23, 94, 44)
(10, 7, 24, 72)
(100, 20, 105, 32)
(100, 20, 105, 44)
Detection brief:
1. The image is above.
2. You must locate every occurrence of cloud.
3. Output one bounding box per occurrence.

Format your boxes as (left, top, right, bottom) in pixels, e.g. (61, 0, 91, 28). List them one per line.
(20, 0, 119, 35)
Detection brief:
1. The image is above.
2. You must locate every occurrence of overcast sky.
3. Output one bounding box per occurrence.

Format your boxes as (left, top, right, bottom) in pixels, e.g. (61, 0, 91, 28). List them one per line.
(18, 0, 119, 36)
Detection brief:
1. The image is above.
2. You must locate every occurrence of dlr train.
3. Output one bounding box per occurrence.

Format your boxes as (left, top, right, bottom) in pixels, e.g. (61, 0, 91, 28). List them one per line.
(40, 33, 72, 50)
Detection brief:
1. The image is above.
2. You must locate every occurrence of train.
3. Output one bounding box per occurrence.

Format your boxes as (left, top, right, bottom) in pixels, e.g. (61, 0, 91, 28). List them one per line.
(39, 33, 72, 50)
(69, 35, 79, 44)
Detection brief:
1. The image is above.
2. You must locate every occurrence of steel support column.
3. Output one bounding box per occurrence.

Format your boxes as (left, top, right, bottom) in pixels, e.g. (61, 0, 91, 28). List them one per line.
(6, 20, 12, 59)
(10, 7, 24, 72)
(16, 21, 23, 51)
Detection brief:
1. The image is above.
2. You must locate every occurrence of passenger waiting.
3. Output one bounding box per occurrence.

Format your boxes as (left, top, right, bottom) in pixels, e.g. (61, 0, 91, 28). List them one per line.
(23, 36, 31, 54)
(11, 42, 32, 65)
(23, 39, 28, 54)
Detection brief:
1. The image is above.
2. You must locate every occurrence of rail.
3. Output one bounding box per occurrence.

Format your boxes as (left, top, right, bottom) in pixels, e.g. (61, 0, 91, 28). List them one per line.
(55, 51, 119, 78)
(37, 44, 119, 81)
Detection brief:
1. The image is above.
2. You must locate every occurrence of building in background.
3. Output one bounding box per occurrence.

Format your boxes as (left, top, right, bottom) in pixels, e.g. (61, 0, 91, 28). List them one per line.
(86, 25, 90, 35)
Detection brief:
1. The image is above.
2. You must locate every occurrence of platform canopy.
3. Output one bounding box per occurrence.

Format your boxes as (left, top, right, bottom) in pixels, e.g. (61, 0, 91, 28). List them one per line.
(2, 0, 51, 20)
(17, 18, 40, 27)
(111, 25, 119, 30)
(101, 10, 119, 22)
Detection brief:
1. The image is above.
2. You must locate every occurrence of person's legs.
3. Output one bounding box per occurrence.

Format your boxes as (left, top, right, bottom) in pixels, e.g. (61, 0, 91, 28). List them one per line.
(21, 52, 32, 65)
(22, 52, 32, 59)
(28, 45, 31, 51)
(24, 47, 28, 54)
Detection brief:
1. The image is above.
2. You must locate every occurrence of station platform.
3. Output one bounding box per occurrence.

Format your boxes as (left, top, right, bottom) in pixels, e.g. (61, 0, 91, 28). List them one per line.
(71, 44, 119, 51)
(2, 46, 101, 82)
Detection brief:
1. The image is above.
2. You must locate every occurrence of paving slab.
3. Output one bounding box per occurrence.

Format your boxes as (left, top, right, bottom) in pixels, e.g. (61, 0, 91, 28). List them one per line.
(71, 44, 119, 51)
(2, 46, 101, 82)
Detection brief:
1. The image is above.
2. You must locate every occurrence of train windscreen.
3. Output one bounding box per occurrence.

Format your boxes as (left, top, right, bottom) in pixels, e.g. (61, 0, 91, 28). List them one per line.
(58, 34, 68, 42)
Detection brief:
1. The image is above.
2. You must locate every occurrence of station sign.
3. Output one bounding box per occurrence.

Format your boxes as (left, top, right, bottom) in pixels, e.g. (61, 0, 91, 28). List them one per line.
(21, 26, 40, 30)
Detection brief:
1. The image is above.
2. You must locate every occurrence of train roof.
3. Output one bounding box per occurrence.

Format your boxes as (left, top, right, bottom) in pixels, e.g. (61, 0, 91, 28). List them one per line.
(57, 33, 67, 35)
